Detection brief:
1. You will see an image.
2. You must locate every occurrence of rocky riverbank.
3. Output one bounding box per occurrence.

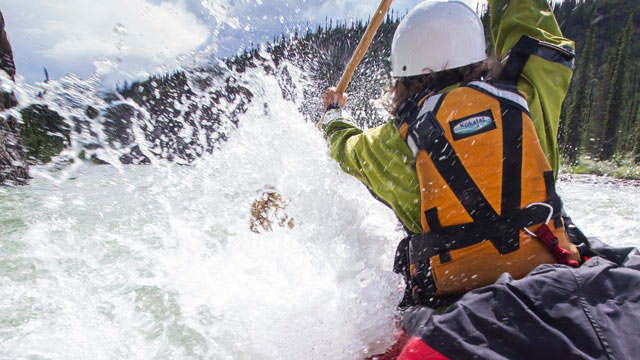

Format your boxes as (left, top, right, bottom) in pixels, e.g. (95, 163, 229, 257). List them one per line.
(0, 10, 28, 186)
(558, 172, 640, 188)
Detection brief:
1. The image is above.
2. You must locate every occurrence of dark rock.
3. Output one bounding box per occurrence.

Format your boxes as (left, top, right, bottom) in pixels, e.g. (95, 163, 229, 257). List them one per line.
(19, 104, 70, 164)
(0, 10, 29, 186)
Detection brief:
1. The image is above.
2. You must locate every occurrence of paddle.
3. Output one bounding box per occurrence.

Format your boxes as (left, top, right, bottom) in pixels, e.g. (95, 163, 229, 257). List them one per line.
(318, 0, 393, 128)
(251, 0, 394, 231)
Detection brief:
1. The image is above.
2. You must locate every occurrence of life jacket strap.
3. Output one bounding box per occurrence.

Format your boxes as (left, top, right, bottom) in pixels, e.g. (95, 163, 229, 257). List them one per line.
(393, 236, 413, 308)
(393, 234, 460, 308)
(497, 35, 575, 85)
(497, 35, 539, 84)
(532, 223, 579, 268)
(400, 93, 446, 157)
(562, 212, 594, 260)
(543, 170, 565, 228)
(408, 204, 554, 263)
(401, 204, 554, 306)
(408, 171, 564, 264)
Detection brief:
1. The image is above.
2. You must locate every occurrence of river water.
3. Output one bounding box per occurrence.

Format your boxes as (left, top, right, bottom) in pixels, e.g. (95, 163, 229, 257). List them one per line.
(1, 72, 406, 358)
(2, 115, 640, 359)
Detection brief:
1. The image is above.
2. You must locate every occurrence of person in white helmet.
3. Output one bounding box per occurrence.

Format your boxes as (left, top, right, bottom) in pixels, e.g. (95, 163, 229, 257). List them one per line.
(320, 1, 640, 359)
(317, 0, 634, 358)
(321, 0, 588, 315)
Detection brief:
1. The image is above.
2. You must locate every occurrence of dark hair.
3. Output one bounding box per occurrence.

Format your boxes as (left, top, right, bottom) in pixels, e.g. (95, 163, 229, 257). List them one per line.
(382, 57, 502, 117)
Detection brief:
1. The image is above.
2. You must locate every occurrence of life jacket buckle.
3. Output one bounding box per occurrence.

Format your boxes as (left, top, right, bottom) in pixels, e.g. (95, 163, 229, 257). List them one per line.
(523, 202, 579, 268)
(415, 111, 444, 150)
(522, 202, 553, 237)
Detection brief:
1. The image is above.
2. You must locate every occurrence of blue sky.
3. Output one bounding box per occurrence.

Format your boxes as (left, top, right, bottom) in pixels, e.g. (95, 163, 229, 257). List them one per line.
(0, 0, 484, 86)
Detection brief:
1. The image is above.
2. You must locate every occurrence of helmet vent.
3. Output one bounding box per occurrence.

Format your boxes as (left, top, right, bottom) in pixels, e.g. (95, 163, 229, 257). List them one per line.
(403, 66, 407, 71)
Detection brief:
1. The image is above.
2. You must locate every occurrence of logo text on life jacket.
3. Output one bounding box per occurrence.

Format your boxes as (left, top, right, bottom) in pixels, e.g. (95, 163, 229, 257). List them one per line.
(449, 110, 496, 140)
(453, 116, 492, 134)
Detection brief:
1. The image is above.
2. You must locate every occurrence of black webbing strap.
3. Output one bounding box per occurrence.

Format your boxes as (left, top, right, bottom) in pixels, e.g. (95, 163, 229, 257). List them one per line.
(393, 236, 415, 308)
(423, 131, 511, 257)
(425, 208, 449, 262)
(395, 93, 422, 129)
(497, 35, 539, 84)
(562, 212, 594, 260)
(543, 171, 564, 228)
(424, 208, 442, 232)
(410, 111, 445, 152)
(408, 204, 552, 263)
(426, 135, 498, 222)
(395, 89, 437, 129)
(499, 103, 524, 254)
(394, 234, 461, 308)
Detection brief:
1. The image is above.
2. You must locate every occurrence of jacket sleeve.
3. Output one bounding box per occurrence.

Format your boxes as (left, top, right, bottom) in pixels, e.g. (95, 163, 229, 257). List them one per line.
(490, 0, 575, 177)
(322, 110, 423, 234)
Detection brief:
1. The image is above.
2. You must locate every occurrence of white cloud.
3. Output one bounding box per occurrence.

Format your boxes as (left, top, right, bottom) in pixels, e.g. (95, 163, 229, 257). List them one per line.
(1, 0, 486, 84)
(2, 0, 209, 83)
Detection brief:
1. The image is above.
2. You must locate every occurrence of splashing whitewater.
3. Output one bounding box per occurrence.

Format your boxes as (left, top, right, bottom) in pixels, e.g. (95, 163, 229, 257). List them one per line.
(2, 3, 640, 359)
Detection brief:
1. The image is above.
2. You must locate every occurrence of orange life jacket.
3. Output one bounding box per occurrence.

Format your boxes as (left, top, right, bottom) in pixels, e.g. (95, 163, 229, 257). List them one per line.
(395, 81, 580, 302)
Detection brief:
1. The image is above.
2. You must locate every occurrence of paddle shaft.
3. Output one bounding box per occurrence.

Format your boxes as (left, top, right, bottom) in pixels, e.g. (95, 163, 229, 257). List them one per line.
(336, 0, 393, 94)
(318, 0, 392, 130)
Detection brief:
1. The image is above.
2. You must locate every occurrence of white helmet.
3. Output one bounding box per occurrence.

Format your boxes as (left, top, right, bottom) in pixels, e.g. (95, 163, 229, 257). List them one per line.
(391, 0, 487, 77)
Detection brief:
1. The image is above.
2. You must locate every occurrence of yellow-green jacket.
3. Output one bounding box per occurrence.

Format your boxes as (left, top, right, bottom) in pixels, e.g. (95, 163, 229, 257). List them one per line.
(322, 0, 574, 235)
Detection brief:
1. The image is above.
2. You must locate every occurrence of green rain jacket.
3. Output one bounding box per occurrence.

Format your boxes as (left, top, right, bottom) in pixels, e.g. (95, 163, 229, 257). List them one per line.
(322, 0, 575, 235)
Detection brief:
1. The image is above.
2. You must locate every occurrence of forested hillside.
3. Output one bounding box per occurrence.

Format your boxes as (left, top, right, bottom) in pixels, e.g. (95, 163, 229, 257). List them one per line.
(19, 0, 640, 170)
(117, 0, 639, 165)
(553, 0, 640, 164)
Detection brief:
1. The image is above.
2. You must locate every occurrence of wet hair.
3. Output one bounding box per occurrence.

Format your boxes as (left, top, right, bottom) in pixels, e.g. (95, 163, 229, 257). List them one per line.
(382, 57, 502, 118)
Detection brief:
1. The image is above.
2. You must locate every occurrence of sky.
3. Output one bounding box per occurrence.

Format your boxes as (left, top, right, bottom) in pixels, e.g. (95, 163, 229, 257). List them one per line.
(0, 0, 485, 86)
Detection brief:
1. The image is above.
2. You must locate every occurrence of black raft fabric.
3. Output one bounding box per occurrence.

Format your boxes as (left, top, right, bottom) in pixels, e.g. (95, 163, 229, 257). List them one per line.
(400, 242, 640, 360)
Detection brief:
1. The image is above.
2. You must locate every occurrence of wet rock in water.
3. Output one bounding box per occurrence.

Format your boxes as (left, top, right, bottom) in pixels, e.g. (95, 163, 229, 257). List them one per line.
(0, 10, 29, 186)
(250, 188, 294, 233)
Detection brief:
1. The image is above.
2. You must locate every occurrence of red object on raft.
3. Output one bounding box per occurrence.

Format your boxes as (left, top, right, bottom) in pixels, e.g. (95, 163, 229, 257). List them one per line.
(396, 337, 450, 360)
(365, 332, 450, 360)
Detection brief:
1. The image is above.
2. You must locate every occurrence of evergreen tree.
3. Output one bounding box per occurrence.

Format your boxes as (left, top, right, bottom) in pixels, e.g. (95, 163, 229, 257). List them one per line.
(635, 100, 640, 162)
(563, 15, 598, 164)
(587, 52, 614, 157)
(480, 5, 493, 56)
(600, 15, 633, 160)
(618, 64, 639, 154)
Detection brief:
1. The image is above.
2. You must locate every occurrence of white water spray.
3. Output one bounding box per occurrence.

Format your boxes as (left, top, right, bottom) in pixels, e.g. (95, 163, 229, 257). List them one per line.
(1, 48, 404, 359)
(1, 2, 640, 359)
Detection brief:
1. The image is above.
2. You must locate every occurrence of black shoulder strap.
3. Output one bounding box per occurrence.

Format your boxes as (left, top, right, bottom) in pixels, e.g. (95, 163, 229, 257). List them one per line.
(399, 92, 447, 157)
(395, 90, 434, 128)
(497, 35, 539, 84)
(395, 94, 420, 128)
(497, 34, 576, 85)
